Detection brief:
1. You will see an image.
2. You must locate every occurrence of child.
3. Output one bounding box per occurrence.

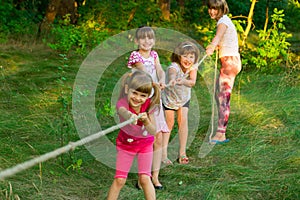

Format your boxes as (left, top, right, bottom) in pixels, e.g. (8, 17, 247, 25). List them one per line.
(161, 41, 200, 164)
(127, 26, 169, 189)
(205, 0, 242, 144)
(107, 70, 160, 200)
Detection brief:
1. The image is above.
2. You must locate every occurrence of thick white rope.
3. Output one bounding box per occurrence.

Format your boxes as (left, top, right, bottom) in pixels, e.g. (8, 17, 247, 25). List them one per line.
(0, 115, 142, 180)
(209, 50, 219, 143)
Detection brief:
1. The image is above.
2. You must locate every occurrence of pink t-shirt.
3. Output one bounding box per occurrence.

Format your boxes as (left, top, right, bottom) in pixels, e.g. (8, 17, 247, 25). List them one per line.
(116, 98, 154, 148)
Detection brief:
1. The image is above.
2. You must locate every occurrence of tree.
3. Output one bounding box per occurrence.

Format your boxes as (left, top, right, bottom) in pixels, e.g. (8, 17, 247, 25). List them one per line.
(158, 0, 171, 21)
(38, 0, 78, 38)
(241, 0, 257, 48)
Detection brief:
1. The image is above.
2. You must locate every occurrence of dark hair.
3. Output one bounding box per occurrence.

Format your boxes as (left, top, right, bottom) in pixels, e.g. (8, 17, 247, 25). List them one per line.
(135, 26, 155, 40)
(207, 0, 229, 16)
(120, 70, 160, 110)
(171, 41, 200, 65)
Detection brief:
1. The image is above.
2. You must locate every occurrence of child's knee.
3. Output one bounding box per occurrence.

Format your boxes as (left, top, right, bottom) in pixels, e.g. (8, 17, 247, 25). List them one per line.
(154, 132, 162, 146)
(114, 178, 126, 188)
(139, 174, 151, 185)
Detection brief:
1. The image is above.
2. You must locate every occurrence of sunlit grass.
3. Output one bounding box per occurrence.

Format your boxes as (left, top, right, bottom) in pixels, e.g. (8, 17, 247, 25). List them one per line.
(0, 44, 299, 199)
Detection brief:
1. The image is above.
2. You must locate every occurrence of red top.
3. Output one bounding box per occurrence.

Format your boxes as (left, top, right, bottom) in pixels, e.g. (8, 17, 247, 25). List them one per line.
(116, 98, 155, 144)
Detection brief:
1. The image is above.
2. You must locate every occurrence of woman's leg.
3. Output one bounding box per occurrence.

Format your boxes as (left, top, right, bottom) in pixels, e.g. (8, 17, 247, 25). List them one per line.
(212, 56, 241, 141)
(177, 107, 189, 160)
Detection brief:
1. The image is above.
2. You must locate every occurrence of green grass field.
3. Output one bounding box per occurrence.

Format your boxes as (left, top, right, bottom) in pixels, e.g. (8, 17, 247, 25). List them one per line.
(0, 44, 299, 200)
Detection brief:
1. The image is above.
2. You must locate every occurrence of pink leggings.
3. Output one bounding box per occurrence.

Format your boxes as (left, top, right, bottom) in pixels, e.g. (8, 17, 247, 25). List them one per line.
(115, 139, 153, 178)
(216, 56, 241, 134)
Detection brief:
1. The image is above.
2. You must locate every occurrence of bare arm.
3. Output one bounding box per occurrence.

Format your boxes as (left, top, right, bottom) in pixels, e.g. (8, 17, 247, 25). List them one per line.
(118, 107, 156, 135)
(206, 23, 227, 56)
(167, 67, 177, 86)
(139, 112, 156, 135)
(176, 68, 197, 87)
(118, 107, 137, 122)
(154, 56, 166, 89)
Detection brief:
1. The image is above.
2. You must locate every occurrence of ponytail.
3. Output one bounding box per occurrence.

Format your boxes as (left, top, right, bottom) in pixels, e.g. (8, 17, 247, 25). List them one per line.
(149, 82, 161, 112)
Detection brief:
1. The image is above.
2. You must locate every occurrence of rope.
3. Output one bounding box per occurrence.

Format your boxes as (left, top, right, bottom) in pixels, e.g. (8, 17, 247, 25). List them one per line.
(209, 50, 219, 143)
(0, 114, 142, 180)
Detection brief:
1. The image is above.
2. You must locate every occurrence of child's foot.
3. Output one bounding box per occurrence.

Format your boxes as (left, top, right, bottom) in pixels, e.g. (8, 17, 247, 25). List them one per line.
(161, 158, 173, 166)
(177, 155, 189, 164)
(210, 132, 228, 144)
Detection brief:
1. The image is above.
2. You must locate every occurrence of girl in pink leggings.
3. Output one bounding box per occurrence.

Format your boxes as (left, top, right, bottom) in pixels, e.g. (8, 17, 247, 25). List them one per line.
(205, 0, 242, 144)
(107, 70, 160, 200)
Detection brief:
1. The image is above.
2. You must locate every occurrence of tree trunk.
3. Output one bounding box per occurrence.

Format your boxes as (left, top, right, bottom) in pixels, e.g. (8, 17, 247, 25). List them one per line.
(159, 0, 171, 21)
(37, 0, 78, 38)
(241, 0, 257, 49)
(177, 0, 184, 9)
(263, 0, 270, 38)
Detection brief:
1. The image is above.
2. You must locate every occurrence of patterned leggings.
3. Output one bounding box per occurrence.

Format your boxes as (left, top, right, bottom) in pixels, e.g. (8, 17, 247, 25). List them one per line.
(216, 56, 241, 134)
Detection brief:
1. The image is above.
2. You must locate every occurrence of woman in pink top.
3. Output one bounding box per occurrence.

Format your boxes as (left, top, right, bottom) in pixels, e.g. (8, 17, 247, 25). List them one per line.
(107, 70, 160, 200)
(128, 26, 169, 189)
(206, 0, 242, 144)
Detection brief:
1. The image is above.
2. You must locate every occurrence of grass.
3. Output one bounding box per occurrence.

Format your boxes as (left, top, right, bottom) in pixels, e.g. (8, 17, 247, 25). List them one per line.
(0, 43, 299, 200)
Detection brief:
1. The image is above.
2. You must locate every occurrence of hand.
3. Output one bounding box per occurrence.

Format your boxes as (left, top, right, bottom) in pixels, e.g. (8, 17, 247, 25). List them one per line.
(176, 78, 185, 85)
(206, 45, 215, 56)
(129, 113, 138, 125)
(168, 79, 177, 87)
(158, 81, 166, 90)
(139, 112, 150, 125)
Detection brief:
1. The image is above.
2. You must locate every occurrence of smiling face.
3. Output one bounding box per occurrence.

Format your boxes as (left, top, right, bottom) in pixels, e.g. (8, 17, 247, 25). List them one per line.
(136, 35, 155, 52)
(127, 89, 149, 111)
(180, 53, 196, 70)
(208, 8, 220, 20)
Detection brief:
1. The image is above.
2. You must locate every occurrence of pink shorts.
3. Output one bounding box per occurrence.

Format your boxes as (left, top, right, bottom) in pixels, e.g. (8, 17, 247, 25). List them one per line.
(115, 138, 153, 178)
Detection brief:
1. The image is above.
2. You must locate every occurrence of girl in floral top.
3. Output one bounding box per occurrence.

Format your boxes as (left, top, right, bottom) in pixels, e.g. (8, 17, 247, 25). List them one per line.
(128, 26, 169, 189)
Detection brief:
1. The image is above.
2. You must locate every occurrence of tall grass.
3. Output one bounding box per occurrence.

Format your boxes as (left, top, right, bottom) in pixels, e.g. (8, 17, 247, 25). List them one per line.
(0, 44, 299, 199)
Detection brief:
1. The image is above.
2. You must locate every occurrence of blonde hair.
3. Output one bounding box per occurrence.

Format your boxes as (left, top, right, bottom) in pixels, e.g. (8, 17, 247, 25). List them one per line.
(207, 0, 229, 18)
(135, 26, 155, 40)
(119, 70, 160, 111)
(171, 41, 200, 65)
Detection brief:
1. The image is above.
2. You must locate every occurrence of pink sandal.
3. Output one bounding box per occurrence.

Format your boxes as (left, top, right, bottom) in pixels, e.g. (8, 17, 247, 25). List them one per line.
(178, 155, 189, 164)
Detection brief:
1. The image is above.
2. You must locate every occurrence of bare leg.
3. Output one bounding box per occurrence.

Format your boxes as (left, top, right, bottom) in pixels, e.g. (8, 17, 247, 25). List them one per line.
(107, 178, 126, 200)
(140, 174, 156, 200)
(177, 107, 189, 158)
(162, 110, 175, 161)
(152, 131, 162, 187)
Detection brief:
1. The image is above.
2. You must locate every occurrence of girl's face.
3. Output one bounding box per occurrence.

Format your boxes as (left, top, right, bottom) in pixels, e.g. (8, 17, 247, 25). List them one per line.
(208, 8, 219, 20)
(127, 88, 149, 111)
(180, 53, 196, 70)
(137, 35, 155, 51)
